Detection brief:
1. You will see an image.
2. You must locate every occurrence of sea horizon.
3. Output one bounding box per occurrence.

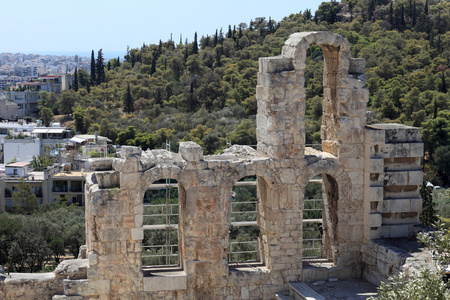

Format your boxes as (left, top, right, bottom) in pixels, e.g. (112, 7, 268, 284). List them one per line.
(1, 50, 127, 60)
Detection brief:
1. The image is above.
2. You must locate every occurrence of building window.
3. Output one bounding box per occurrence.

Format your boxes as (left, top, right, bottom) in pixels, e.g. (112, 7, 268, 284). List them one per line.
(142, 179, 179, 268)
(53, 180, 68, 192)
(70, 180, 83, 192)
(228, 176, 261, 263)
(18, 104, 24, 109)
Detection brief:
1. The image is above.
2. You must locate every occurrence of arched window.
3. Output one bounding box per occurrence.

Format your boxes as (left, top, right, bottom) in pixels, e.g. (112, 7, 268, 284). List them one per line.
(302, 174, 325, 261)
(228, 176, 261, 263)
(305, 45, 323, 150)
(142, 179, 179, 268)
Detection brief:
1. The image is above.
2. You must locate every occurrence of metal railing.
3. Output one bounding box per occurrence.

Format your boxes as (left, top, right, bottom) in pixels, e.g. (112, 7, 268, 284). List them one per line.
(228, 180, 260, 263)
(142, 182, 179, 267)
(302, 178, 332, 262)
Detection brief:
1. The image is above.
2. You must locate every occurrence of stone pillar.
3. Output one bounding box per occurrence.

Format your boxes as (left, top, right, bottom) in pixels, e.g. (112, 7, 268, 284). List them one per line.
(256, 57, 305, 160)
(85, 152, 143, 299)
(258, 175, 303, 283)
(178, 142, 229, 299)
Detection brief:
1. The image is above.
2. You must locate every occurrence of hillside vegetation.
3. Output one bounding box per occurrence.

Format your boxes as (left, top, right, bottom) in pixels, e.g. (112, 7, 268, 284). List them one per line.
(40, 0, 450, 185)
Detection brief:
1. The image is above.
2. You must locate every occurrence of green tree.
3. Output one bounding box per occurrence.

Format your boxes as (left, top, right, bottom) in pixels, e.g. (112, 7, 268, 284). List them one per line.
(96, 49, 105, 85)
(90, 50, 96, 85)
(117, 126, 136, 145)
(0, 214, 22, 266)
(30, 155, 55, 171)
(39, 107, 53, 127)
(12, 179, 38, 215)
(63, 222, 85, 257)
(73, 105, 86, 133)
(433, 145, 450, 185)
(193, 32, 199, 54)
(73, 66, 78, 91)
(123, 83, 134, 113)
(229, 119, 256, 146)
(422, 111, 450, 161)
(9, 231, 51, 272)
(419, 181, 438, 227)
(58, 90, 80, 115)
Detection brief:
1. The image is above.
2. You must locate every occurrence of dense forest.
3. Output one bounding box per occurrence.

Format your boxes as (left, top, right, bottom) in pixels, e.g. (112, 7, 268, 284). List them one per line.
(39, 0, 450, 187)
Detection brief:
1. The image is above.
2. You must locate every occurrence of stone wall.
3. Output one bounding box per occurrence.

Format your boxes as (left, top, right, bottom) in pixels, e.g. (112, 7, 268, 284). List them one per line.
(0, 31, 427, 300)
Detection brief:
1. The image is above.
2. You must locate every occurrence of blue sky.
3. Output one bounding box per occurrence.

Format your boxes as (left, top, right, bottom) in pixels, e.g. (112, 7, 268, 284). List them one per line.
(1, 0, 324, 57)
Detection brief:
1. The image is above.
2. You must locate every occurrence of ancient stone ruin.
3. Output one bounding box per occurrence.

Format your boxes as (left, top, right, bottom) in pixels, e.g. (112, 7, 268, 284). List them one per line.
(1, 31, 428, 300)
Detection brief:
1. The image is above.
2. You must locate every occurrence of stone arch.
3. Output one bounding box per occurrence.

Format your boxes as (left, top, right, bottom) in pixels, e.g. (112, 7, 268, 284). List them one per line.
(138, 164, 184, 269)
(301, 158, 352, 264)
(283, 32, 352, 155)
(220, 161, 271, 265)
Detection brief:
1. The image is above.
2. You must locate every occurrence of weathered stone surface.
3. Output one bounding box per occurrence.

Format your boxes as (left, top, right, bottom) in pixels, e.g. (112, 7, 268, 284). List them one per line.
(0, 273, 63, 300)
(6, 31, 425, 300)
(54, 259, 89, 280)
(87, 158, 114, 171)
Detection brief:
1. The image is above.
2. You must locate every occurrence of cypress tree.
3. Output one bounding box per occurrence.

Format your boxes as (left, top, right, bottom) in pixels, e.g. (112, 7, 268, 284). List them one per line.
(90, 50, 96, 85)
(400, 3, 406, 31)
(213, 29, 218, 47)
(232, 25, 236, 41)
(219, 28, 224, 44)
(227, 25, 232, 39)
(389, 2, 394, 27)
(193, 32, 198, 54)
(116, 56, 120, 68)
(441, 72, 447, 93)
(268, 17, 274, 33)
(96, 49, 105, 85)
(412, 0, 417, 27)
(424, 0, 428, 15)
(123, 83, 134, 113)
(106, 61, 111, 71)
(419, 182, 438, 227)
(73, 67, 78, 92)
(150, 54, 157, 75)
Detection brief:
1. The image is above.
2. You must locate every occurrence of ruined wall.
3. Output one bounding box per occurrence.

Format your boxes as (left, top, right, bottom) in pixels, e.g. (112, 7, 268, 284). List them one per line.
(0, 32, 426, 300)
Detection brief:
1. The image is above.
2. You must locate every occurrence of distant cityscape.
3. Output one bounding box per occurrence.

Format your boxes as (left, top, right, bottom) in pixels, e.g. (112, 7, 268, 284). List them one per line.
(0, 52, 91, 78)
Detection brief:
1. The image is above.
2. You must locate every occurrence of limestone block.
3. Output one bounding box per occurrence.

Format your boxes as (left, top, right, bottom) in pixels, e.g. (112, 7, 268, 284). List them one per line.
(143, 272, 187, 292)
(383, 171, 407, 186)
(131, 228, 143, 241)
(370, 158, 384, 173)
(407, 170, 423, 185)
(337, 143, 364, 158)
(94, 171, 119, 189)
(259, 57, 294, 73)
(347, 171, 364, 186)
(410, 197, 422, 212)
(349, 58, 366, 74)
(54, 259, 89, 280)
(120, 146, 142, 159)
(87, 158, 114, 171)
(370, 124, 421, 143)
(179, 141, 203, 161)
(369, 213, 382, 227)
(365, 127, 385, 146)
(381, 199, 411, 213)
(409, 143, 424, 157)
